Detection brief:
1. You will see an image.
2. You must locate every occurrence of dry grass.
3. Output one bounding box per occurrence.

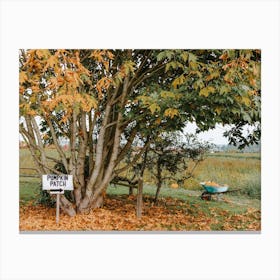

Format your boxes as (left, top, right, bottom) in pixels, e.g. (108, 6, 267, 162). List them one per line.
(173, 154, 261, 197)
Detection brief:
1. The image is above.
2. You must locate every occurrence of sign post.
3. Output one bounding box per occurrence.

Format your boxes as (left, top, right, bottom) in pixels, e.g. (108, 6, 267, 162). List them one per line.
(42, 175, 73, 223)
(56, 194, 60, 224)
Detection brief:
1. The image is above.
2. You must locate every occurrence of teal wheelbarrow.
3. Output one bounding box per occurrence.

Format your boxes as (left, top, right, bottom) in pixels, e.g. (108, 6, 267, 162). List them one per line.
(200, 182, 229, 201)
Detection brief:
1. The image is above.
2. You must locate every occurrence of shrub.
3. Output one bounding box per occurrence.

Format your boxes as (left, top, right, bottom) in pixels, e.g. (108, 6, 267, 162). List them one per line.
(37, 189, 56, 208)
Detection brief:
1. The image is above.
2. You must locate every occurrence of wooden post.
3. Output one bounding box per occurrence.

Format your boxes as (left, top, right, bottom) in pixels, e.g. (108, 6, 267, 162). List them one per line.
(129, 186, 134, 195)
(136, 177, 143, 219)
(56, 194, 60, 224)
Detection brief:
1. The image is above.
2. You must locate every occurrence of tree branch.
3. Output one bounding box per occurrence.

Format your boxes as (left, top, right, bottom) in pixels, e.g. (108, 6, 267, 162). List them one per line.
(128, 50, 153, 88)
(69, 109, 78, 173)
(19, 125, 45, 174)
(132, 63, 166, 89)
(88, 109, 97, 174)
(115, 139, 150, 175)
(30, 116, 47, 169)
(115, 126, 138, 166)
(87, 101, 112, 188)
(46, 116, 69, 173)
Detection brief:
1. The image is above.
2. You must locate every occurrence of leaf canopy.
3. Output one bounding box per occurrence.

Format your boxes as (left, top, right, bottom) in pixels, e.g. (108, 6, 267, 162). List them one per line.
(19, 49, 261, 147)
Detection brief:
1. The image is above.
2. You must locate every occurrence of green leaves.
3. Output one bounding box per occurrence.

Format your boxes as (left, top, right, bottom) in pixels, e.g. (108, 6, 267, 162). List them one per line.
(188, 52, 197, 63)
(149, 103, 161, 114)
(160, 91, 176, 99)
(157, 50, 174, 61)
(180, 52, 189, 63)
(206, 70, 220, 81)
(219, 85, 231, 95)
(165, 61, 184, 72)
(137, 94, 161, 114)
(241, 96, 251, 107)
(164, 108, 179, 119)
(123, 60, 136, 76)
(172, 74, 186, 88)
(193, 79, 205, 90)
(199, 86, 215, 97)
(214, 107, 222, 115)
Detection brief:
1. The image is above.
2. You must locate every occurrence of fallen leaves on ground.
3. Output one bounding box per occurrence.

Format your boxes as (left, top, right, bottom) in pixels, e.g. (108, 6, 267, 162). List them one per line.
(19, 196, 261, 231)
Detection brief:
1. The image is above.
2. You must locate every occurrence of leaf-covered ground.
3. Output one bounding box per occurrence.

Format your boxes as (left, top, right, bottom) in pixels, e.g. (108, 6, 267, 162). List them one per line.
(19, 195, 261, 232)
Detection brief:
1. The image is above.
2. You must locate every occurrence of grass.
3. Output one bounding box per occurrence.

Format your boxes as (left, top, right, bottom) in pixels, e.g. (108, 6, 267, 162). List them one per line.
(20, 176, 260, 214)
(20, 147, 62, 175)
(178, 154, 261, 199)
(19, 148, 261, 203)
(207, 152, 261, 160)
(108, 183, 260, 211)
(19, 178, 41, 204)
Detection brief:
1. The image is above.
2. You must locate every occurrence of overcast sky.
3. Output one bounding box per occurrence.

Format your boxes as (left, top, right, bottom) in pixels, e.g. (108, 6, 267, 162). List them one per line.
(184, 123, 230, 145)
(19, 117, 231, 146)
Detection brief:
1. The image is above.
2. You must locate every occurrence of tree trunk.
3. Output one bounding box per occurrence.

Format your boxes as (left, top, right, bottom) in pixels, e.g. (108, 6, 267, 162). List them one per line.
(129, 186, 134, 195)
(154, 160, 162, 203)
(60, 195, 76, 216)
(154, 181, 162, 203)
(46, 81, 148, 216)
(92, 193, 104, 208)
(136, 177, 143, 219)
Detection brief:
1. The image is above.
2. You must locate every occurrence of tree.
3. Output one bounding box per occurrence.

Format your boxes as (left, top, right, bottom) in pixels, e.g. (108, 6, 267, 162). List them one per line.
(145, 133, 210, 203)
(19, 49, 261, 216)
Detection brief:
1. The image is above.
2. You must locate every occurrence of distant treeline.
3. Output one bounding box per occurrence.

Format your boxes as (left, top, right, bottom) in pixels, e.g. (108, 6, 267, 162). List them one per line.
(213, 143, 261, 153)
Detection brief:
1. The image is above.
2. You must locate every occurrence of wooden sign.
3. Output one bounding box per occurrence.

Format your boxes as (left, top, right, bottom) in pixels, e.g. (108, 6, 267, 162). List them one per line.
(42, 174, 73, 223)
(42, 174, 73, 192)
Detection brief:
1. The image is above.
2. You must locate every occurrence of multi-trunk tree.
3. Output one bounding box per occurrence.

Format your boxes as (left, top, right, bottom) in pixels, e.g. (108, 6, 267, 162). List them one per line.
(19, 49, 261, 216)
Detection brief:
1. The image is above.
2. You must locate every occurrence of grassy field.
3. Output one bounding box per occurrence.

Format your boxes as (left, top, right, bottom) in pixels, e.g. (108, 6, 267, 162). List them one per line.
(19, 148, 261, 202)
(191, 154, 261, 198)
(19, 148, 261, 231)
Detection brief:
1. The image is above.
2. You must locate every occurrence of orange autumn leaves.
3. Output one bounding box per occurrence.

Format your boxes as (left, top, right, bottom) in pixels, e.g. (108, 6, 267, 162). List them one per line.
(220, 50, 260, 88)
(20, 50, 92, 119)
(20, 196, 261, 231)
(19, 49, 137, 122)
(19, 49, 113, 121)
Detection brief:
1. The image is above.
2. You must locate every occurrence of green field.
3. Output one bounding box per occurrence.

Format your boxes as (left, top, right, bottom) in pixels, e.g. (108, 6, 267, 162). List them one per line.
(19, 148, 261, 212)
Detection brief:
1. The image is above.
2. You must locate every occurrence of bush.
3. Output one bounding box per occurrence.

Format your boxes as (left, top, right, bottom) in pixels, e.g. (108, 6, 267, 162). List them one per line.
(37, 189, 56, 207)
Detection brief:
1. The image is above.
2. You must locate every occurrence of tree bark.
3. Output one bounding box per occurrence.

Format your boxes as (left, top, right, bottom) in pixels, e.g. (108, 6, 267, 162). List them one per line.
(154, 160, 162, 203)
(46, 116, 69, 173)
(60, 195, 76, 216)
(75, 112, 88, 206)
(136, 146, 148, 218)
(136, 177, 143, 219)
(129, 186, 134, 195)
(154, 181, 162, 203)
(88, 110, 96, 175)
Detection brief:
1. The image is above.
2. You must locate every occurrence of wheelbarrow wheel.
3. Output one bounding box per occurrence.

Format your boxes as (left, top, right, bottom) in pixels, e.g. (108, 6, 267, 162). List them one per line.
(201, 191, 212, 201)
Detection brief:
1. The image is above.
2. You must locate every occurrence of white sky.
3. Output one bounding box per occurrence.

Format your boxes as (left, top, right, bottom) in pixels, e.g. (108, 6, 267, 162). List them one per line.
(184, 123, 230, 145)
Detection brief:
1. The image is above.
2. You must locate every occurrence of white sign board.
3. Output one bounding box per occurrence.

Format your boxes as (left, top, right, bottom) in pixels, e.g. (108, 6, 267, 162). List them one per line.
(42, 174, 73, 193)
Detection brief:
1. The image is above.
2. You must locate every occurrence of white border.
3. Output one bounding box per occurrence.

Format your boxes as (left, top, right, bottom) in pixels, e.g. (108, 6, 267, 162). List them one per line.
(1, 1, 279, 279)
